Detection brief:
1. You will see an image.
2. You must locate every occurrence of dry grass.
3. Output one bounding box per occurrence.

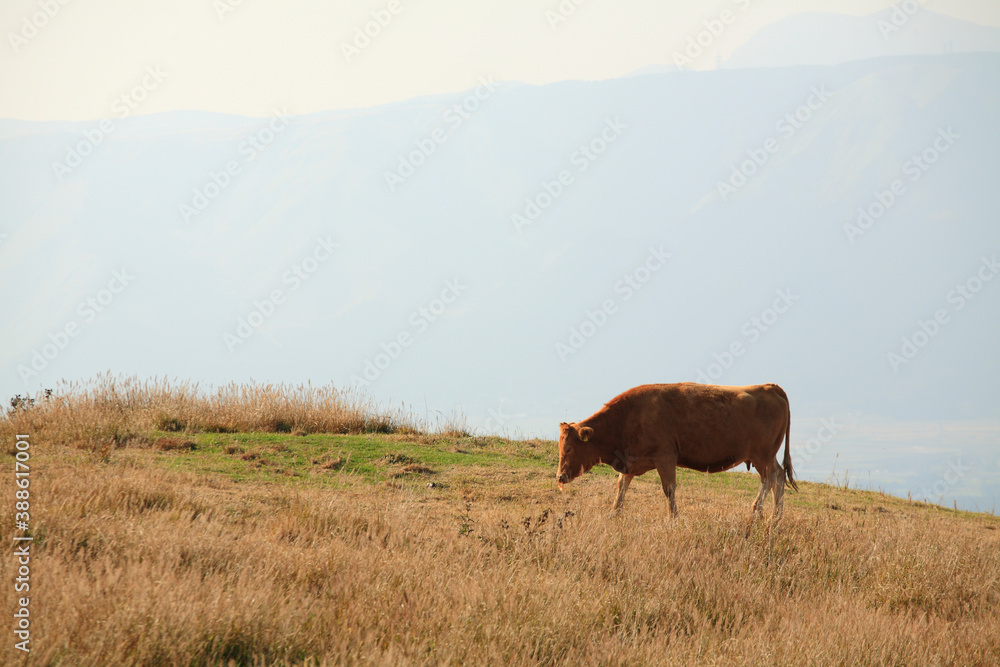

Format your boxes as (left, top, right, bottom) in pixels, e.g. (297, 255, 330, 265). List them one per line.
(2, 378, 999, 665)
(3, 438, 999, 666)
(0, 374, 418, 453)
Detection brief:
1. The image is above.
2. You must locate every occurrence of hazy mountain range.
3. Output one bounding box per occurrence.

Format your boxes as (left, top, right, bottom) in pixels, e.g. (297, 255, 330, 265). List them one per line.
(725, 9, 1000, 68)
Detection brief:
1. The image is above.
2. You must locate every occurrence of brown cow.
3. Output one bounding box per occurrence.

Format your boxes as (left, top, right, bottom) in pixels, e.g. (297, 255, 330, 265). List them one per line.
(556, 383, 797, 518)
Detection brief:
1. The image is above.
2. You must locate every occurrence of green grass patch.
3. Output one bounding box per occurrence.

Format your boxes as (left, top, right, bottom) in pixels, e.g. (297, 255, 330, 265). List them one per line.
(145, 431, 558, 486)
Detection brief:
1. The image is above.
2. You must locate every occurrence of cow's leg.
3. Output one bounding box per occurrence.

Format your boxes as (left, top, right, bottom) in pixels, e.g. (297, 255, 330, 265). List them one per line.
(771, 458, 786, 520)
(655, 461, 678, 517)
(612, 473, 634, 511)
(751, 463, 771, 515)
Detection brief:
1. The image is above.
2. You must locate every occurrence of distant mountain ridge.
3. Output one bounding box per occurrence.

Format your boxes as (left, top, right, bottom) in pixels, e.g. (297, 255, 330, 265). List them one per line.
(724, 9, 1000, 69)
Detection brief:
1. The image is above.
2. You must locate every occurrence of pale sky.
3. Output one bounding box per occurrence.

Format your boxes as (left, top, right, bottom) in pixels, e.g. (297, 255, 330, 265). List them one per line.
(2, 0, 999, 121)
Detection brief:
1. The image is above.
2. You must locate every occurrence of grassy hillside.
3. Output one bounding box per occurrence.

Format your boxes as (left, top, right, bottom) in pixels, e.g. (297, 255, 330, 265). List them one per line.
(2, 379, 999, 665)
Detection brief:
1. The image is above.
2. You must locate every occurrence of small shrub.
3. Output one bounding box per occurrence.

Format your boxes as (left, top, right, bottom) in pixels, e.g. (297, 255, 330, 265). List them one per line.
(154, 414, 185, 432)
(399, 464, 434, 475)
(378, 453, 416, 466)
(154, 438, 196, 452)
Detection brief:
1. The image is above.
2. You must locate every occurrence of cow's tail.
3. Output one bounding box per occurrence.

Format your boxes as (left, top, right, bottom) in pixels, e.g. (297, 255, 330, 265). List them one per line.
(782, 391, 798, 492)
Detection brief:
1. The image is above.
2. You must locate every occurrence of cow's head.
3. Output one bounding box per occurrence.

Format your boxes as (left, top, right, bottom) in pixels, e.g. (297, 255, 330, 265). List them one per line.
(557, 421, 596, 490)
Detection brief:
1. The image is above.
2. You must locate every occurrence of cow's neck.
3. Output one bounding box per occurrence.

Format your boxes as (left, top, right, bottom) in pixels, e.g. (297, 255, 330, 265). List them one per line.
(580, 406, 622, 467)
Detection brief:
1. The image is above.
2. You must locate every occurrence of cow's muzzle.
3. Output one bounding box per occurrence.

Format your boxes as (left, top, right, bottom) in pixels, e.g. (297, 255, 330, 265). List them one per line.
(557, 472, 568, 491)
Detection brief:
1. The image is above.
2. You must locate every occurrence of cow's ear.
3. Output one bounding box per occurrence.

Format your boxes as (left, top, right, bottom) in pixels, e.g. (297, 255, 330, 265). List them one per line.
(578, 426, 593, 441)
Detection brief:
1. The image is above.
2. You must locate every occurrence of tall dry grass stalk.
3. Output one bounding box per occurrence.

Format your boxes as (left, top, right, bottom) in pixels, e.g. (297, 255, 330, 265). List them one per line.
(0, 374, 418, 451)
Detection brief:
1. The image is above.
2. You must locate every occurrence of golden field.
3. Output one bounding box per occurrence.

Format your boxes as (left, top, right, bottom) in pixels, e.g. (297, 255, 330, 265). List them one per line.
(1, 377, 998, 666)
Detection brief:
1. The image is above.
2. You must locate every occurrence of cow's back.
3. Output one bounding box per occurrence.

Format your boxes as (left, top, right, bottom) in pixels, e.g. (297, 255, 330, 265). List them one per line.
(606, 383, 788, 473)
